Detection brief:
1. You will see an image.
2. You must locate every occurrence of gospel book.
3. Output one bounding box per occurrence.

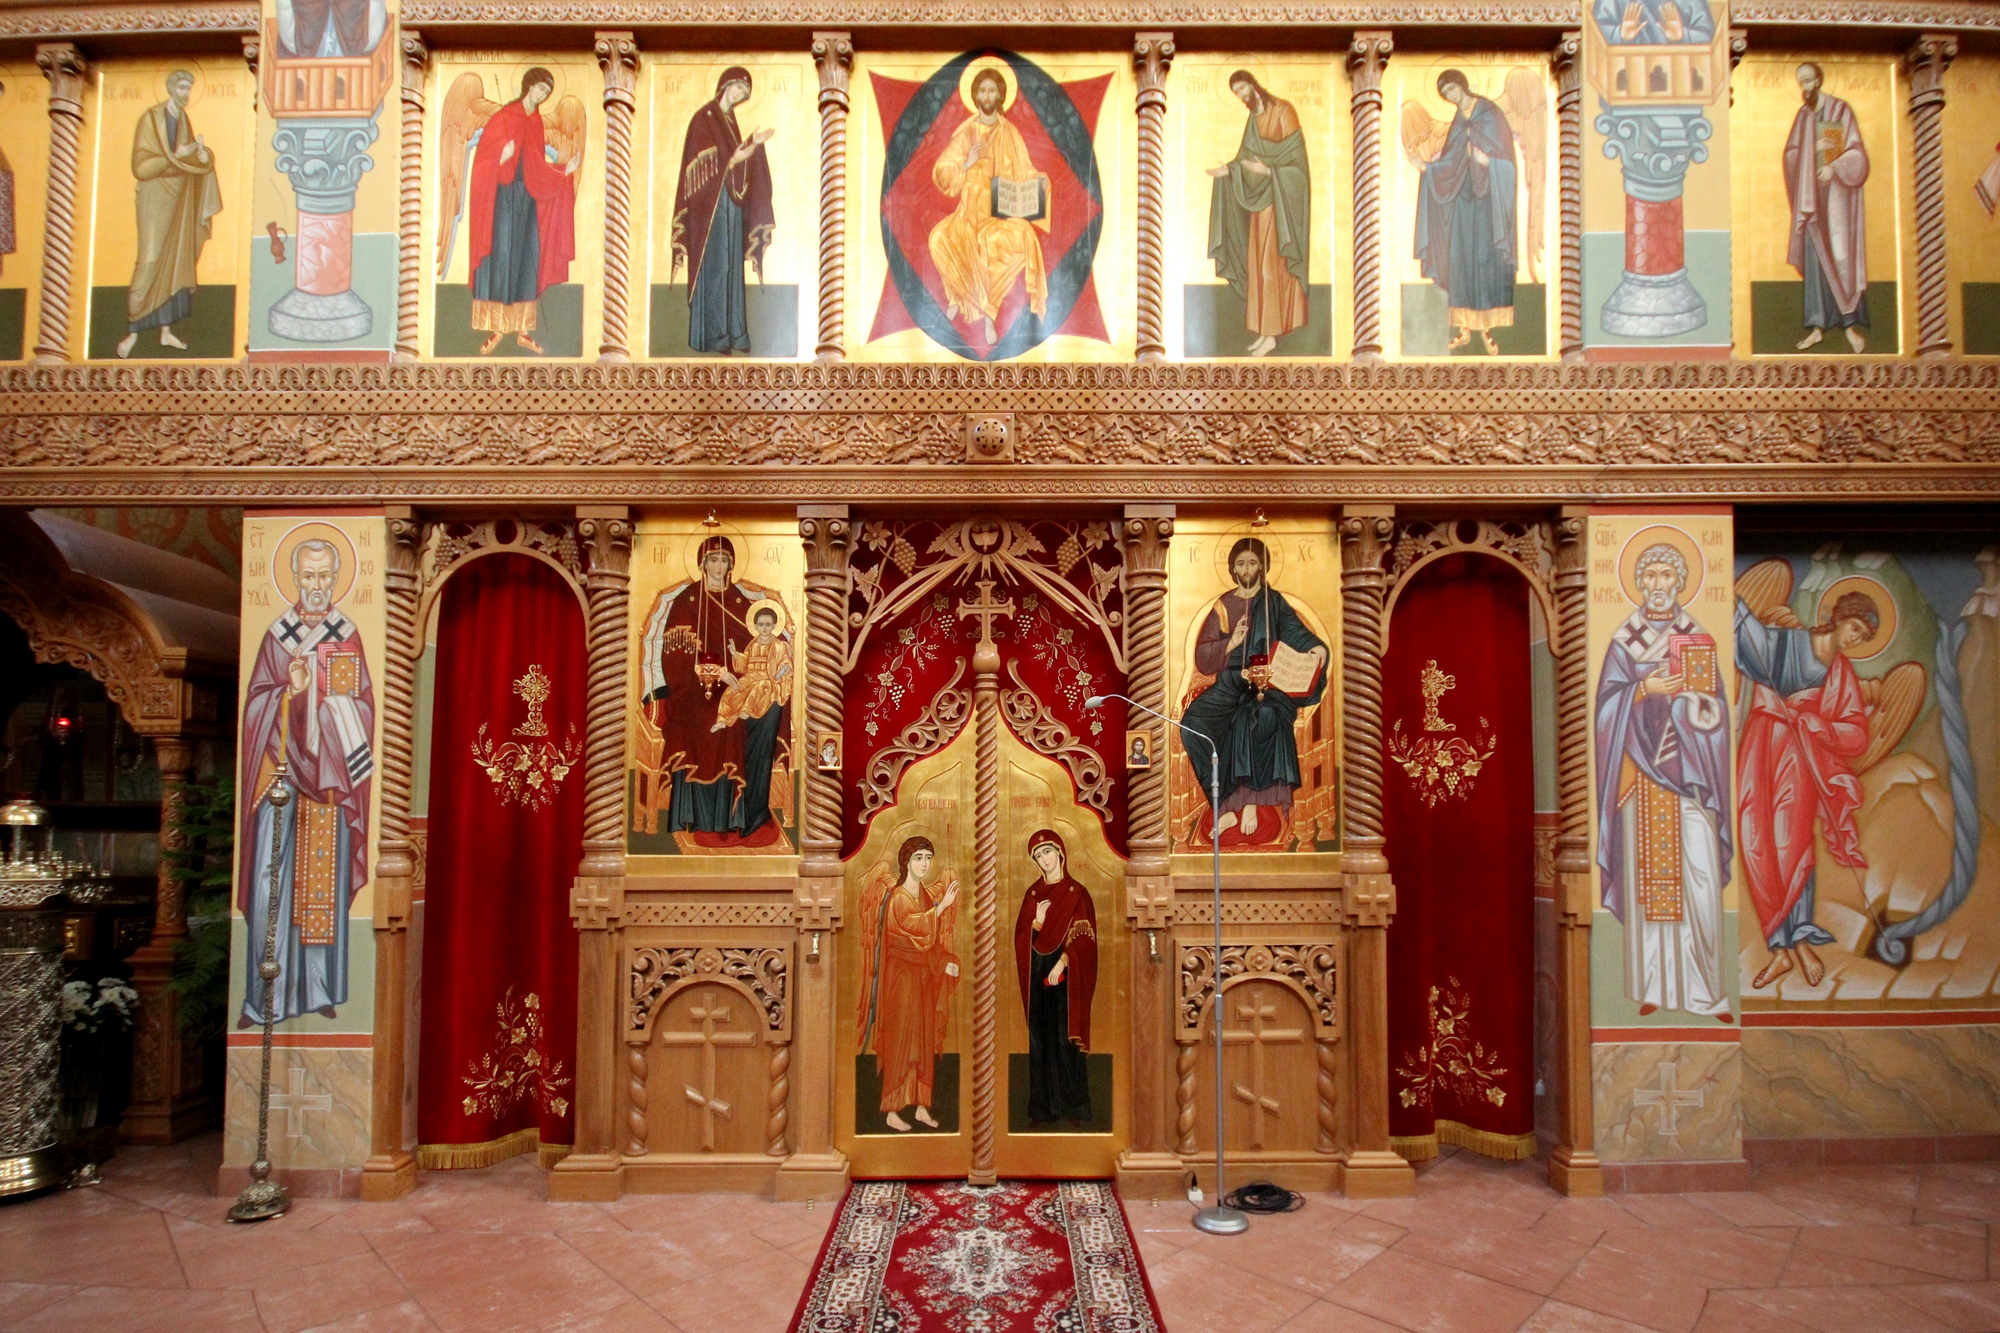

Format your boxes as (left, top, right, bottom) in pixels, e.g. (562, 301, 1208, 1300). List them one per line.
(1667, 633, 1718, 695)
(990, 174, 1047, 222)
(1266, 640, 1324, 697)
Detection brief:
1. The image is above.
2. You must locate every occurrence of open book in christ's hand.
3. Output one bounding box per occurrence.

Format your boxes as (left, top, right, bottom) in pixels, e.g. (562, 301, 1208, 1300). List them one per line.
(1262, 640, 1324, 697)
(990, 174, 1048, 222)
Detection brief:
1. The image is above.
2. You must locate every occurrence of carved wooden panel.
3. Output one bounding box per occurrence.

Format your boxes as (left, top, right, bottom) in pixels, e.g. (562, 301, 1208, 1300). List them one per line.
(639, 979, 784, 1155)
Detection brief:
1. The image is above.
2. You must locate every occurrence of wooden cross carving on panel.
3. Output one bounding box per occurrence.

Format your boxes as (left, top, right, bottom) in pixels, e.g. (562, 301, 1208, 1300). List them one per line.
(1221, 985, 1305, 1149)
(956, 579, 1016, 648)
(658, 998, 755, 1151)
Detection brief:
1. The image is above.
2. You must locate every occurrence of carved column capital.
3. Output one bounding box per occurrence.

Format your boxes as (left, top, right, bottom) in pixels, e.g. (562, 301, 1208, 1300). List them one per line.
(242, 33, 261, 107)
(1132, 31, 1174, 106)
(1908, 31, 1957, 358)
(1132, 32, 1174, 364)
(1347, 32, 1393, 362)
(813, 32, 854, 363)
(1728, 26, 1748, 104)
(400, 28, 429, 96)
(35, 42, 86, 111)
(594, 30, 639, 107)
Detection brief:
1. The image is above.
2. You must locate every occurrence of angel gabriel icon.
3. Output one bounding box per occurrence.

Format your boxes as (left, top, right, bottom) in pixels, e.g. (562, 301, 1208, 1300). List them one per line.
(436, 68, 587, 354)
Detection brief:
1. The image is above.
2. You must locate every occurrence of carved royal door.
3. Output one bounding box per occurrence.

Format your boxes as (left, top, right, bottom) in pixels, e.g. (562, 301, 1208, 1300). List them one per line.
(834, 517, 1134, 1181)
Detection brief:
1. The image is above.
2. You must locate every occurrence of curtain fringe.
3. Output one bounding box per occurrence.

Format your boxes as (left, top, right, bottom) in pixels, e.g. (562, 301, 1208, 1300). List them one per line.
(1437, 1119, 1539, 1161)
(417, 1128, 545, 1171)
(1390, 1133, 1439, 1162)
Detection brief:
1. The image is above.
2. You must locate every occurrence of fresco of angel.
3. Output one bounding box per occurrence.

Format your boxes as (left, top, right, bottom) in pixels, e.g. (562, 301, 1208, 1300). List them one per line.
(1734, 559, 1925, 989)
(436, 68, 586, 355)
(1401, 68, 1547, 354)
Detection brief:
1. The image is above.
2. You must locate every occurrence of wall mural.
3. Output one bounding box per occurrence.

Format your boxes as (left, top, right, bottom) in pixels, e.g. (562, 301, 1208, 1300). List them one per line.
(0, 66, 48, 360)
(1944, 55, 2000, 355)
(1167, 516, 1340, 856)
(88, 60, 256, 359)
(1582, 0, 1732, 352)
(850, 50, 1133, 362)
(1170, 56, 1335, 358)
(627, 516, 802, 860)
(249, 0, 397, 357)
(1734, 54, 1904, 356)
(1388, 55, 1554, 358)
(429, 54, 597, 357)
(1733, 537, 2000, 1004)
(647, 54, 813, 358)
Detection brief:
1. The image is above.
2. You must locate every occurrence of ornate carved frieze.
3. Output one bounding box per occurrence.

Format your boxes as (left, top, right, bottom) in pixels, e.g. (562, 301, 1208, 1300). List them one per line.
(0, 4, 255, 38)
(624, 902, 797, 927)
(1178, 942, 1338, 1040)
(628, 945, 790, 1039)
(1173, 899, 1344, 924)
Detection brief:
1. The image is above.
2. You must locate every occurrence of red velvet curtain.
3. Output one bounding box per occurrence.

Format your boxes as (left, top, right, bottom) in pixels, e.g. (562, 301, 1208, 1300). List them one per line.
(1384, 554, 1537, 1159)
(419, 553, 586, 1167)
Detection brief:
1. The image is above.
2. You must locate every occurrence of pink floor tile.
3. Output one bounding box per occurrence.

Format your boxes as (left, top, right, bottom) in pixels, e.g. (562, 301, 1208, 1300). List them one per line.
(1723, 1284, 1960, 1333)
(251, 1250, 419, 1333)
(8, 1284, 265, 1332)
(1142, 1244, 1319, 1333)
(1322, 1249, 1548, 1333)
(1551, 1245, 1718, 1333)
(1790, 1221, 1990, 1280)
(297, 1298, 443, 1332)
(168, 1212, 378, 1289)
(1181, 1215, 1387, 1295)
(1888, 1281, 2000, 1333)
(1392, 1226, 1596, 1296)
(1274, 1300, 1407, 1332)
(369, 1231, 637, 1333)
(0, 1281, 77, 1325)
(1520, 1299, 1663, 1333)
(1591, 1225, 1794, 1290)
(646, 1246, 813, 1333)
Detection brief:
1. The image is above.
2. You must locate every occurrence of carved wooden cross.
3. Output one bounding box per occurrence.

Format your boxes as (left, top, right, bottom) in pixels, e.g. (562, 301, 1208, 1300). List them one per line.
(1221, 985, 1304, 1149)
(658, 999, 755, 1150)
(955, 580, 1016, 650)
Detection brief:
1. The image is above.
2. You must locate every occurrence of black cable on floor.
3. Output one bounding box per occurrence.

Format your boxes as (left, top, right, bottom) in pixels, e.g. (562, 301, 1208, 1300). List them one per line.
(1223, 1181, 1304, 1213)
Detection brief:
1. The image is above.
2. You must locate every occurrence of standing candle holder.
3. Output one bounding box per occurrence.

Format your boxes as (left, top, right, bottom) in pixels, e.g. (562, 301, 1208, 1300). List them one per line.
(230, 702, 296, 1224)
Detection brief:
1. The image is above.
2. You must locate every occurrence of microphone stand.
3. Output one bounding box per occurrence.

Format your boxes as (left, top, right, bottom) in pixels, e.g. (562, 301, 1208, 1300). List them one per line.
(1086, 693, 1247, 1236)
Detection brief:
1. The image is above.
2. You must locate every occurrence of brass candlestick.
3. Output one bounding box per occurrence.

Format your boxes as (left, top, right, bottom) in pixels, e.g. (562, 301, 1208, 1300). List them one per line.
(230, 695, 296, 1224)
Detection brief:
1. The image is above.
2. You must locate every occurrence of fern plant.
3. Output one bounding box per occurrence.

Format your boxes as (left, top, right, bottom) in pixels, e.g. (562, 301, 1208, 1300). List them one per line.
(163, 776, 234, 1043)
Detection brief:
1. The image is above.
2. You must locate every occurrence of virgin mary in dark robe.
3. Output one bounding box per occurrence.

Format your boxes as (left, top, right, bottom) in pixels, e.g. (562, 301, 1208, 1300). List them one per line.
(1014, 829, 1097, 1126)
(1414, 69, 1519, 354)
(672, 67, 776, 355)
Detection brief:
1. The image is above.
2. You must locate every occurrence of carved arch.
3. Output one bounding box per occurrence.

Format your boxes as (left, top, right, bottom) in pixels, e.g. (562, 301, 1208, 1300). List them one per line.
(0, 511, 188, 733)
(416, 518, 590, 634)
(1381, 517, 1559, 655)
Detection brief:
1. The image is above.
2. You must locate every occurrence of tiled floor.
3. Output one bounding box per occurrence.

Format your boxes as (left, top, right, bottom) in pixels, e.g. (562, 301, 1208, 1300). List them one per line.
(1, 1139, 1996, 1333)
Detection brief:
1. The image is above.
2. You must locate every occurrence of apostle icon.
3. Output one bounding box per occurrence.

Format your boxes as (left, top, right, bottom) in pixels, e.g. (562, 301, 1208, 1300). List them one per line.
(927, 65, 1051, 349)
(117, 70, 221, 360)
(1179, 536, 1329, 847)
(1403, 70, 1523, 356)
(1206, 71, 1311, 357)
(1016, 830, 1097, 1127)
(437, 68, 587, 355)
(857, 836, 961, 1133)
(1784, 62, 1870, 353)
(671, 68, 776, 355)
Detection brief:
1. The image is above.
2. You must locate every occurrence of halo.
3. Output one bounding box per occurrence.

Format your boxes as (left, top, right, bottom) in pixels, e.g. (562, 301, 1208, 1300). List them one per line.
(1618, 524, 1704, 607)
(153, 60, 207, 108)
(685, 522, 753, 583)
(958, 56, 1017, 115)
(505, 58, 566, 105)
(272, 521, 359, 608)
(745, 598, 788, 635)
(1816, 574, 1898, 660)
(1209, 522, 1290, 591)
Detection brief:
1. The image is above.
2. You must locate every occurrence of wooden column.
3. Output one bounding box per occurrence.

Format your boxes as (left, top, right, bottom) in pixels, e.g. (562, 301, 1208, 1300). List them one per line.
(958, 580, 1015, 1186)
(777, 505, 852, 1200)
(361, 511, 422, 1200)
(1547, 508, 1604, 1196)
(123, 735, 216, 1143)
(1555, 31, 1584, 365)
(1907, 32, 1957, 360)
(394, 33, 428, 362)
(1337, 506, 1413, 1197)
(1347, 32, 1393, 363)
(550, 507, 632, 1202)
(812, 32, 853, 363)
(595, 33, 639, 362)
(1133, 33, 1175, 364)
(1115, 506, 1177, 1195)
(31, 43, 86, 364)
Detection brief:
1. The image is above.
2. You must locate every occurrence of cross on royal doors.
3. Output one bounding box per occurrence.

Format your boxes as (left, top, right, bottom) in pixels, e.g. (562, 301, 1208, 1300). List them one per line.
(956, 580, 1016, 659)
(1221, 985, 1305, 1149)
(658, 998, 756, 1151)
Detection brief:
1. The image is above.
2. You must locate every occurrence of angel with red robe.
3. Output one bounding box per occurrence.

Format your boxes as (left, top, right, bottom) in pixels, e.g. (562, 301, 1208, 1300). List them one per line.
(437, 68, 586, 354)
(856, 835, 960, 1132)
(1735, 560, 1924, 989)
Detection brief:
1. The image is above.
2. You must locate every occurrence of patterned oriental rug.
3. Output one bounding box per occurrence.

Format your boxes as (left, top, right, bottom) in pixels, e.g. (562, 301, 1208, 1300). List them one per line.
(788, 1179, 1166, 1332)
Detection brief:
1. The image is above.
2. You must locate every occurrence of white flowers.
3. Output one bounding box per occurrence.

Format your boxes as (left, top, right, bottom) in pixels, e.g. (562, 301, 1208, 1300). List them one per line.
(62, 977, 140, 1034)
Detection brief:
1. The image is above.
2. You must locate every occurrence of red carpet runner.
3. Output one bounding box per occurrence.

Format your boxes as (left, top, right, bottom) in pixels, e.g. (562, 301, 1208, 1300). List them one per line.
(789, 1179, 1165, 1332)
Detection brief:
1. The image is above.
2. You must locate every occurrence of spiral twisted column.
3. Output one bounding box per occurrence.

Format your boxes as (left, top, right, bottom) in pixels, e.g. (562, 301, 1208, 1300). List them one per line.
(32, 44, 86, 365)
(627, 1045, 649, 1155)
(767, 1042, 791, 1156)
(1554, 32, 1584, 364)
(969, 667, 1001, 1185)
(779, 506, 852, 1200)
(1907, 33, 1957, 359)
(1546, 510, 1604, 1196)
(395, 33, 427, 362)
(550, 509, 632, 1201)
(361, 512, 423, 1199)
(1346, 32, 1393, 363)
(595, 33, 639, 362)
(1133, 33, 1175, 364)
(1337, 506, 1411, 1198)
(813, 33, 853, 363)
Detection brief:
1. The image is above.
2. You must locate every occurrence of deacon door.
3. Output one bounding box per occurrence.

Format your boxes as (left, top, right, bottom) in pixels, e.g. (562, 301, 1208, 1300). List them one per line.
(833, 517, 1134, 1182)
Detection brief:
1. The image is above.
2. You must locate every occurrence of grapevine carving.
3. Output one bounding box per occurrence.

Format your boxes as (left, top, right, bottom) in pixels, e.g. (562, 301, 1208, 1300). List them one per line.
(1179, 942, 1339, 1039)
(628, 945, 790, 1037)
(998, 661, 1112, 816)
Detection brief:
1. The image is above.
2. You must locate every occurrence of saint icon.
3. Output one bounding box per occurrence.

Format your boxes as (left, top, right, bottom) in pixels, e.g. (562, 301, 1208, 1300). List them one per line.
(856, 836, 961, 1132)
(927, 66, 1051, 349)
(1014, 829, 1097, 1127)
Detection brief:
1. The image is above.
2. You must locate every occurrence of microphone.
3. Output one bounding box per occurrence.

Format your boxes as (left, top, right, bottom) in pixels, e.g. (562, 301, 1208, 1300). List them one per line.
(1084, 696, 1107, 709)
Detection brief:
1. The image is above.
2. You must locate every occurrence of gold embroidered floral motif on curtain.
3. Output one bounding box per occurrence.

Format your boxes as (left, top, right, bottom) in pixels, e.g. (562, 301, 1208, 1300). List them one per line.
(1394, 977, 1508, 1112)
(1387, 658, 1498, 806)
(470, 663, 581, 811)
(460, 987, 572, 1120)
